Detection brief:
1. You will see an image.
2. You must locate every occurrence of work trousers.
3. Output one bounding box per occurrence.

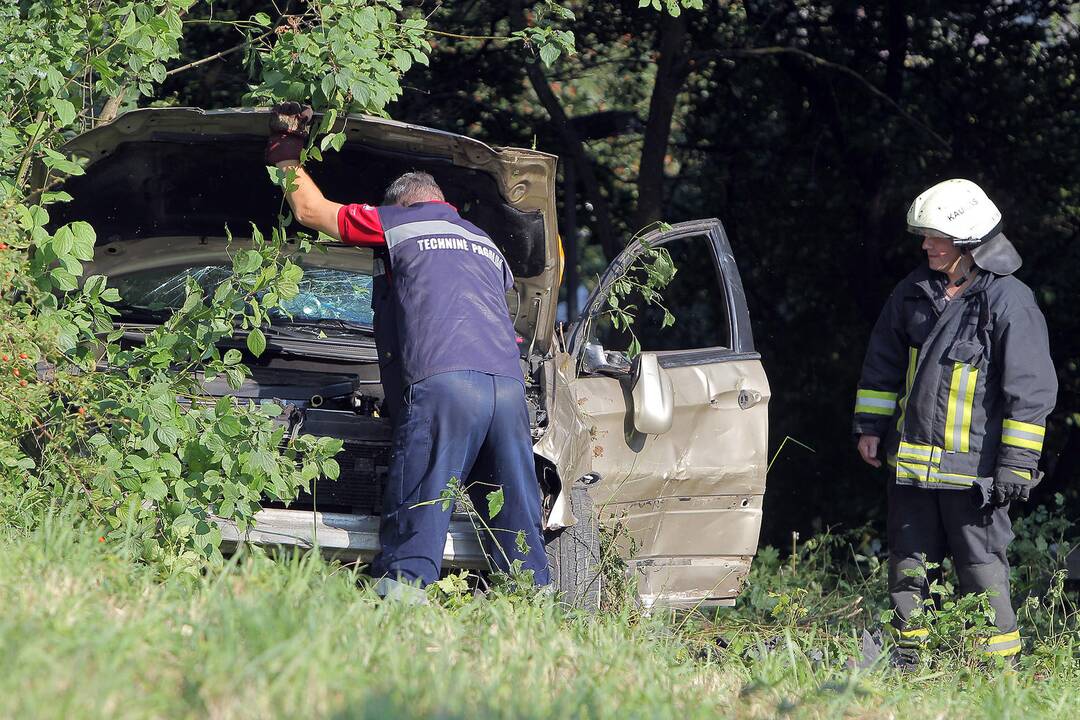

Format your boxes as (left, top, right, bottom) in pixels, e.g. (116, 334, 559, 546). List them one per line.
(371, 370, 551, 587)
(887, 481, 1020, 656)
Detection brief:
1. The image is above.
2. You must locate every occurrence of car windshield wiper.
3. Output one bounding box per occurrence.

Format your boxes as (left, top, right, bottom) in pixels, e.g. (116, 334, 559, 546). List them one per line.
(112, 303, 172, 323)
(270, 317, 371, 333)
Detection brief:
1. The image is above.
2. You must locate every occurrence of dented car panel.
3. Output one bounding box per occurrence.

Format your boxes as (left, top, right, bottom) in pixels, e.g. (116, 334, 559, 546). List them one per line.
(56, 110, 769, 609)
(558, 220, 771, 607)
(532, 351, 594, 529)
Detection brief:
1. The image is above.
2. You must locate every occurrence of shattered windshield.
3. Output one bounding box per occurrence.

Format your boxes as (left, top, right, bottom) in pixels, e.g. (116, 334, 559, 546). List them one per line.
(109, 265, 374, 327)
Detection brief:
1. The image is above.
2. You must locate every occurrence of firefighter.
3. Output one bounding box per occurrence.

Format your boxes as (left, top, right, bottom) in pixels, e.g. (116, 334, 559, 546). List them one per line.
(853, 178, 1057, 664)
(265, 103, 551, 597)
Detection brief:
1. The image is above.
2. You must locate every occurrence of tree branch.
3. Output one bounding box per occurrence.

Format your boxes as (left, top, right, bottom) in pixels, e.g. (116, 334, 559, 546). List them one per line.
(694, 45, 952, 152)
(509, 2, 619, 261)
(164, 30, 275, 77)
(99, 86, 128, 124)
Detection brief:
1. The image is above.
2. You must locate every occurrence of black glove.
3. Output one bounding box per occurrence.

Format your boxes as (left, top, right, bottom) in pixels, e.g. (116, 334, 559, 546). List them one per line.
(265, 102, 314, 165)
(991, 466, 1041, 507)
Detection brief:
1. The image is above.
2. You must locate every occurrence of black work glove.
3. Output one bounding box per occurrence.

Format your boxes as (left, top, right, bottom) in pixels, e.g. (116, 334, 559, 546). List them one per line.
(991, 466, 1042, 507)
(265, 102, 314, 165)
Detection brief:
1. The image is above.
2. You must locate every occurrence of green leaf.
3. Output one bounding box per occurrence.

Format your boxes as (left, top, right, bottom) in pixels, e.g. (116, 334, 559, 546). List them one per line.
(539, 43, 561, 67)
(159, 455, 183, 476)
(144, 476, 168, 501)
(246, 328, 266, 357)
(318, 108, 338, 135)
(172, 512, 197, 534)
(320, 74, 336, 100)
(392, 48, 413, 72)
(245, 449, 277, 476)
(69, 221, 96, 261)
(217, 415, 243, 437)
(42, 190, 73, 204)
(41, 149, 84, 176)
(50, 267, 78, 291)
(486, 488, 504, 519)
(52, 226, 75, 257)
(83, 275, 106, 297)
(253, 12, 272, 27)
(234, 249, 263, 274)
(156, 425, 182, 450)
(100, 288, 121, 303)
(224, 367, 245, 390)
(51, 98, 77, 126)
(223, 349, 243, 366)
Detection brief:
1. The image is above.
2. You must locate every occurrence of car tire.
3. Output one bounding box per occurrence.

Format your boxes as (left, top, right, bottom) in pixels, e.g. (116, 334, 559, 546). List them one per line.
(544, 483, 602, 611)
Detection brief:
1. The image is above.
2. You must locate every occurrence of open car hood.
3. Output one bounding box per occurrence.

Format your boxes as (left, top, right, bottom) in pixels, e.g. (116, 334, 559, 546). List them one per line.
(45, 107, 560, 354)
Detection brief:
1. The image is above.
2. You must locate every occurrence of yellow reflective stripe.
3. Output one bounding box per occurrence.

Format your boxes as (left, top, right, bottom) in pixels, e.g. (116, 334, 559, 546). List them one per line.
(958, 367, 978, 453)
(944, 363, 963, 451)
(891, 626, 929, 648)
(897, 441, 934, 460)
(855, 389, 899, 416)
(896, 347, 918, 432)
(928, 471, 977, 488)
(896, 461, 930, 482)
(1003, 419, 1045, 437)
(989, 645, 1022, 657)
(1002, 419, 1045, 452)
(981, 630, 1021, 656)
(1002, 435, 1043, 451)
(895, 443, 972, 486)
(1007, 468, 1032, 481)
(944, 363, 978, 453)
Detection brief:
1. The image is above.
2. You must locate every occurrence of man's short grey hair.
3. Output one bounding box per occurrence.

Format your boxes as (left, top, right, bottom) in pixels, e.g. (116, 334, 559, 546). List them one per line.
(383, 171, 445, 206)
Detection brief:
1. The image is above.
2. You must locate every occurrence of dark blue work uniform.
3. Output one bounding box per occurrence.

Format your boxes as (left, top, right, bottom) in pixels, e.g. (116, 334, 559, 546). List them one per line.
(337, 201, 550, 587)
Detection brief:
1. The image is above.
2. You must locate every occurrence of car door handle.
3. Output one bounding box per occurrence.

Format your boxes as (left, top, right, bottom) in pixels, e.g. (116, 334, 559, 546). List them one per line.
(738, 389, 763, 410)
(709, 389, 763, 410)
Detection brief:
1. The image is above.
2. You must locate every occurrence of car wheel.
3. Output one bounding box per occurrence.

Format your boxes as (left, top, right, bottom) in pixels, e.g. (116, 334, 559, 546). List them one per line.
(544, 483, 601, 611)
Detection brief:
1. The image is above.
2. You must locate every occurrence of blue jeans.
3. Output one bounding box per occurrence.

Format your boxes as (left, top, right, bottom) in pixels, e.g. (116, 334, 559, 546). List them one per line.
(371, 370, 550, 586)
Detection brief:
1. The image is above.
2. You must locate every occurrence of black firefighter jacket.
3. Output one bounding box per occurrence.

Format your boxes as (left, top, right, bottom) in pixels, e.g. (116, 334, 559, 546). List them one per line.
(853, 264, 1056, 494)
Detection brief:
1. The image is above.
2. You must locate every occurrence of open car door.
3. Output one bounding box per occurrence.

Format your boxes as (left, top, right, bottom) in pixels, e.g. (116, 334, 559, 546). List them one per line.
(567, 219, 770, 608)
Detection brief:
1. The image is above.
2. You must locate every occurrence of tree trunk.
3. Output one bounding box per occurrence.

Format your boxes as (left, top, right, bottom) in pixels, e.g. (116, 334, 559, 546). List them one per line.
(632, 11, 691, 232)
(509, 2, 619, 261)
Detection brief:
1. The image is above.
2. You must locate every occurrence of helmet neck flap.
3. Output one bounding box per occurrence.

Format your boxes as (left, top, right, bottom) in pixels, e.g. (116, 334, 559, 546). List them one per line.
(969, 232, 1022, 275)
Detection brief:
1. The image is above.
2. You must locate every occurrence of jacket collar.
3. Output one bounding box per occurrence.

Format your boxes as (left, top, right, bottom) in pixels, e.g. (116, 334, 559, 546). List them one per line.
(907, 263, 993, 305)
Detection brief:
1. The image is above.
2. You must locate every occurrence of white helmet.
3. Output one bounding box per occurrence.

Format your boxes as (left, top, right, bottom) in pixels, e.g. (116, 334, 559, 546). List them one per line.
(906, 178, 1003, 247)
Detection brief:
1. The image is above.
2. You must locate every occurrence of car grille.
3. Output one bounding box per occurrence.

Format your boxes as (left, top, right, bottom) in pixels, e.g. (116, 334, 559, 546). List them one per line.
(275, 441, 391, 515)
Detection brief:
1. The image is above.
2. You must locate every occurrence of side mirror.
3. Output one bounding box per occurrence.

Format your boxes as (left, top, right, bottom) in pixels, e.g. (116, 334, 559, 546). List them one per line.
(581, 342, 631, 377)
(631, 352, 674, 435)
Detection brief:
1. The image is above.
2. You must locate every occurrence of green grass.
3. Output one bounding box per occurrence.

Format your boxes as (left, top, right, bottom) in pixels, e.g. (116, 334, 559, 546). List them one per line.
(1, 517, 1078, 719)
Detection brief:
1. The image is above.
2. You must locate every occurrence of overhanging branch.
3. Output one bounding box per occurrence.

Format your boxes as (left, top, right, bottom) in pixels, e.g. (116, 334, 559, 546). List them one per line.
(696, 45, 952, 152)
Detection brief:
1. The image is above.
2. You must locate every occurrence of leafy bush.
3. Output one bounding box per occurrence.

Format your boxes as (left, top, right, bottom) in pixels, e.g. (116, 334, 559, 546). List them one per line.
(691, 506, 1079, 676)
(0, 1, 597, 574)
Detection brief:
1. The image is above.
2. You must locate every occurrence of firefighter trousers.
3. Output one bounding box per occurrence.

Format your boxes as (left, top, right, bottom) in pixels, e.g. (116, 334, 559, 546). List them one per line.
(887, 481, 1021, 656)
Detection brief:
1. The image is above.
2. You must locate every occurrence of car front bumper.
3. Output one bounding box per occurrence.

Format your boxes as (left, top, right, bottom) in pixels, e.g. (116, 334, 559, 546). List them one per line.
(217, 508, 488, 570)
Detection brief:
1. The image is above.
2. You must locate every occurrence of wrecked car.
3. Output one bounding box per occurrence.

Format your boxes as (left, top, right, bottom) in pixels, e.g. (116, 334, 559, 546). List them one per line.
(50, 108, 771, 609)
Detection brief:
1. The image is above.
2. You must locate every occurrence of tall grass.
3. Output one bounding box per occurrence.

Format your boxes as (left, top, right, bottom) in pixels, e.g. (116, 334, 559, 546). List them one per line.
(1, 506, 1077, 719)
